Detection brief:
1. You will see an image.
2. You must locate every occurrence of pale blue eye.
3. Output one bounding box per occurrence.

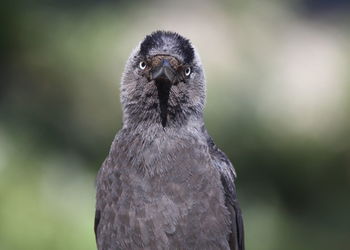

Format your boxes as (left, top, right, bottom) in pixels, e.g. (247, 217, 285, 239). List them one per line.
(185, 67, 191, 76)
(139, 61, 146, 70)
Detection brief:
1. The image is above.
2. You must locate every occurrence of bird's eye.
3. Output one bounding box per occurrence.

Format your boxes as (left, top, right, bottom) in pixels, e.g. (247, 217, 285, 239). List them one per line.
(185, 67, 191, 76)
(139, 61, 147, 70)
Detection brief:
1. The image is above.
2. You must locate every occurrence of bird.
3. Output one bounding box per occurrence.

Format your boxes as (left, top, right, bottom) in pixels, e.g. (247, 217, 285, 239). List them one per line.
(94, 30, 244, 250)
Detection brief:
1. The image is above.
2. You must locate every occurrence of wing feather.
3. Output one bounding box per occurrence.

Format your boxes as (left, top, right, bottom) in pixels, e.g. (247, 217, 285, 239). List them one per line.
(203, 127, 245, 250)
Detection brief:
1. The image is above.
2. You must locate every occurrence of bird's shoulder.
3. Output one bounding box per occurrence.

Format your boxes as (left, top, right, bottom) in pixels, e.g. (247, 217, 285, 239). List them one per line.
(201, 126, 245, 250)
(202, 126, 236, 179)
(96, 128, 128, 174)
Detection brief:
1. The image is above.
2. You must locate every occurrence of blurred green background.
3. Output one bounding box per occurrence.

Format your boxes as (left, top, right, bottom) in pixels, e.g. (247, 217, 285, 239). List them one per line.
(1, 0, 349, 249)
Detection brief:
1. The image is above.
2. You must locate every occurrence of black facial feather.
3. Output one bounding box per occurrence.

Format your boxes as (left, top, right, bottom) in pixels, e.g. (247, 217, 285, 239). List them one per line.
(140, 31, 195, 63)
(155, 80, 171, 127)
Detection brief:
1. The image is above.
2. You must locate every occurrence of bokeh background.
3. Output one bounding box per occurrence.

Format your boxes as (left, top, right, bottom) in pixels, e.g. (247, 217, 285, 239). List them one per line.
(1, 0, 350, 249)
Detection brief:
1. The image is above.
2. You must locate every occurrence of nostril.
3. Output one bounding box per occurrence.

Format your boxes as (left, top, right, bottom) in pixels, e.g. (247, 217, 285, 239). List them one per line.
(162, 59, 171, 68)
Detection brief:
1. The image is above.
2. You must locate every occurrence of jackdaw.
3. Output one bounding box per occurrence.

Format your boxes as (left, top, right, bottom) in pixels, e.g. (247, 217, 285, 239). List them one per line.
(95, 31, 244, 250)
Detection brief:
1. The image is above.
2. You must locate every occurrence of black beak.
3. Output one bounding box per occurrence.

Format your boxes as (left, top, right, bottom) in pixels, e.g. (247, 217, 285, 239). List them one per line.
(151, 59, 176, 84)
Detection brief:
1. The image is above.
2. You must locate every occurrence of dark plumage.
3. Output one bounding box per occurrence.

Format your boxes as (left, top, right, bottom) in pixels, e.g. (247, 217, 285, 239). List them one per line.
(95, 31, 244, 250)
(140, 31, 195, 64)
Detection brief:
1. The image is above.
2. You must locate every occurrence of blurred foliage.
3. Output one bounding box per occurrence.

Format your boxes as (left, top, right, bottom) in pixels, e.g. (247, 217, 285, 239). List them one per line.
(0, 0, 350, 250)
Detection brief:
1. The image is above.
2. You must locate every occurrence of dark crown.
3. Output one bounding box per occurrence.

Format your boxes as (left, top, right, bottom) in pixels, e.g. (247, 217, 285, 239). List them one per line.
(140, 31, 195, 64)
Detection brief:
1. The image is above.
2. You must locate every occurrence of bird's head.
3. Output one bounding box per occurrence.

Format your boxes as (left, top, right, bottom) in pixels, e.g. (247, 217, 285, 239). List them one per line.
(121, 31, 205, 128)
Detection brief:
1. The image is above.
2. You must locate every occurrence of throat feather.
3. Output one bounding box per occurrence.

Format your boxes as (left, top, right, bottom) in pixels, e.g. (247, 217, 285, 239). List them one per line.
(156, 80, 171, 127)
